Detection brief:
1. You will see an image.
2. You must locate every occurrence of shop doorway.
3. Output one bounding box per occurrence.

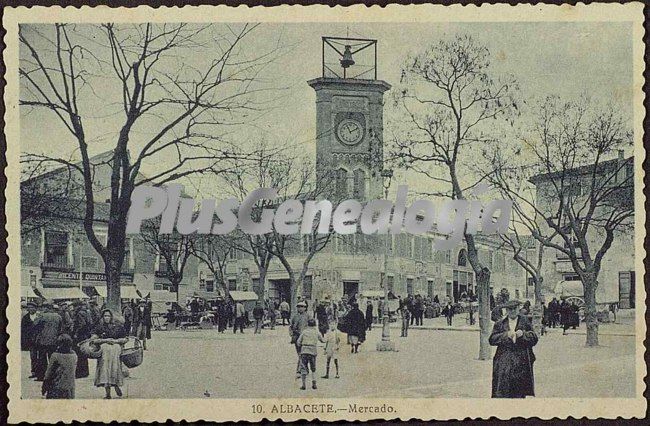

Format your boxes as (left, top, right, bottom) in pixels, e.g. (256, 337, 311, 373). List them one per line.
(343, 281, 359, 302)
(268, 279, 291, 304)
(619, 271, 635, 309)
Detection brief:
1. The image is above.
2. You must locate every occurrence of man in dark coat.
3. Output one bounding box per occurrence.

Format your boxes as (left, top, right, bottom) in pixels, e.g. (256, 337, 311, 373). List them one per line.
(345, 302, 366, 353)
(315, 300, 329, 336)
(490, 300, 538, 398)
(72, 300, 93, 378)
(365, 301, 374, 331)
(33, 302, 63, 381)
(88, 299, 101, 326)
(548, 298, 559, 328)
(290, 301, 310, 377)
(216, 300, 228, 333)
(133, 299, 153, 349)
(21, 301, 39, 378)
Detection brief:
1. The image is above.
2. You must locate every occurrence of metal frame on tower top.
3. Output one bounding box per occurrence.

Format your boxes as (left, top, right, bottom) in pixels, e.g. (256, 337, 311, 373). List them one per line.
(322, 36, 377, 80)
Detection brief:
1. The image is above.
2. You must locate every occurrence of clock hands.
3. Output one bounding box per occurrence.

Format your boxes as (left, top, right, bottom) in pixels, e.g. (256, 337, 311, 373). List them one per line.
(339, 121, 361, 143)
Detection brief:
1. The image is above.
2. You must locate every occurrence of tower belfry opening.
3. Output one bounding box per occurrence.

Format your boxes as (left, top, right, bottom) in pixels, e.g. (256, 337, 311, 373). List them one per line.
(321, 36, 378, 80)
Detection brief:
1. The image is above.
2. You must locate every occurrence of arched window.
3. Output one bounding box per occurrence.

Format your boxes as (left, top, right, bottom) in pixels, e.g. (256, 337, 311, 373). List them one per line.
(335, 168, 348, 198)
(353, 168, 366, 200)
(457, 248, 467, 267)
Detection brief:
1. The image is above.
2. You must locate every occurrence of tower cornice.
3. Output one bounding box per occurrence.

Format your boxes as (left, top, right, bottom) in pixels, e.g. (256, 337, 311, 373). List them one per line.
(308, 77, 391, 93)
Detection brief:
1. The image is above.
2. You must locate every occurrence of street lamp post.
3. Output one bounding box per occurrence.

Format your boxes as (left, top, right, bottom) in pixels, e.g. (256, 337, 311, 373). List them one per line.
(377, 168, 397, 352)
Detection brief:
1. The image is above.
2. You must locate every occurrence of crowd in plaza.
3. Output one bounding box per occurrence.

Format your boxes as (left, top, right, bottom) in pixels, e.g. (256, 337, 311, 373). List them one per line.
(21, 298, 152, 399)
(22, 286, 602, 400)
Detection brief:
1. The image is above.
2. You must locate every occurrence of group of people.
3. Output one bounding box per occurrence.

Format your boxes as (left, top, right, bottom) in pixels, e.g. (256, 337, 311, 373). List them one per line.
(21, 298, 152, 399)
(543, 298, 580, 334)
(289, 298, 372, 391)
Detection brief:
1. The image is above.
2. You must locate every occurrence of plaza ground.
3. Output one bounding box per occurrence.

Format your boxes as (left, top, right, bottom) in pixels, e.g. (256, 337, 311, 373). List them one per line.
(21, 321, 637, 399)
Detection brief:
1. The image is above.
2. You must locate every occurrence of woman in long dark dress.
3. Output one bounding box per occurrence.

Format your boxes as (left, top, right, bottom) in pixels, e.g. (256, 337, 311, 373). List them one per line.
(132, 300, 152, 350)
(489, 300, 538, 398)
(91, 309, 128, 399)
(72, 301, 93, 378)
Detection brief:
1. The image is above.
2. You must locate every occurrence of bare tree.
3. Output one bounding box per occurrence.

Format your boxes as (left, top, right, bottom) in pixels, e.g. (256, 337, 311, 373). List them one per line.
(140, 218, 195, 304)
(191, 234, 237, 297)
(266, 158, 335, 311)
(486, 96, 633, 346)
(220, 140, 288, 300)
(391, 34, 518, 360)
(481, 156, 557, 333)
(19, 23, 282, 310)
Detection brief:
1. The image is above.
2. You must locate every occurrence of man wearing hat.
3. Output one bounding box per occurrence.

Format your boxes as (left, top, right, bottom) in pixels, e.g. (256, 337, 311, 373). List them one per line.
(33, 301, 63, 381)
(290, 301, 310, 378)
(88, 299, 101, 326)
(489, 299, 538, 398)
(21, 301, 40, 378)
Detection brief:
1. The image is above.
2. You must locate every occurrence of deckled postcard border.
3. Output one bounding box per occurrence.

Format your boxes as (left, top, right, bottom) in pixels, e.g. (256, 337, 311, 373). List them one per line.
(2, 3, 647, 423)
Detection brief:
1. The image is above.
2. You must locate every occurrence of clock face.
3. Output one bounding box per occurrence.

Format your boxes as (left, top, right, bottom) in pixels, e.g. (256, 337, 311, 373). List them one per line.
(336, 119, 364, 145)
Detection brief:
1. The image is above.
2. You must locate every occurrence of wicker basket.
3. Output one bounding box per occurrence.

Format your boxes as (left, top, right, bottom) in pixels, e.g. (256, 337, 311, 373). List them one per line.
(78, 339, 103, 359)
(120, 337, 143, 368)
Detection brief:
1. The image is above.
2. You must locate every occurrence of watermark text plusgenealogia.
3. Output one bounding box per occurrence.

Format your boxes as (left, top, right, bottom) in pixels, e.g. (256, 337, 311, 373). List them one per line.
(126, 184, 512, 250)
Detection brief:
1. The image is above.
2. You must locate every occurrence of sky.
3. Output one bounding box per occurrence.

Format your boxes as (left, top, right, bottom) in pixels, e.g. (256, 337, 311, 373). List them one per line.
(20, 21, 634, 197)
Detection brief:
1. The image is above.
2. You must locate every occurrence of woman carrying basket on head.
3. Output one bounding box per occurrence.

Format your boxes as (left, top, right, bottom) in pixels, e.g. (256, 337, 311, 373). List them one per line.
(90, 309, 128, 399)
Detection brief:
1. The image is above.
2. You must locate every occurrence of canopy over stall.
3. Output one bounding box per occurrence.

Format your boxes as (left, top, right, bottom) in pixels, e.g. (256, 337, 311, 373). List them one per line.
(229, 291, 259, 302)
(21, 286, 40, 299)
(94, 285, 141, 300)
(38, 287, 89, 301)
(359, 290, 385, 298)
(554, 280, 584, 298)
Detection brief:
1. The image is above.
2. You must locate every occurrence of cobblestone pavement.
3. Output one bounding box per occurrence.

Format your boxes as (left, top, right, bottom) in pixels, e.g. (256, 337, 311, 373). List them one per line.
(21, 323, 636, 399)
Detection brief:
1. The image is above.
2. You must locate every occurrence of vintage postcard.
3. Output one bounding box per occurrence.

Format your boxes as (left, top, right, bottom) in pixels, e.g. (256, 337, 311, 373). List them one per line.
(3, 3, 647, 423)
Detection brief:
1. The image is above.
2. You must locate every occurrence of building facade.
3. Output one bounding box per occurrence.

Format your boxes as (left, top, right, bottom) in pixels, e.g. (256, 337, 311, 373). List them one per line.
(194, 38, 527, 306)
(20, 152, 199, 312)
(529, 154, 635, 308)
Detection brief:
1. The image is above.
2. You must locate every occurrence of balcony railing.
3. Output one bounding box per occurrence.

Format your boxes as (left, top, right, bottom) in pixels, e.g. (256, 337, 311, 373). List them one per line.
(41, 261, 75, 271)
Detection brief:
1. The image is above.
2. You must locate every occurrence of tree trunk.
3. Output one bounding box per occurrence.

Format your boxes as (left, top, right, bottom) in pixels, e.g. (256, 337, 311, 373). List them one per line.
(476, 267, 492, 360)
(583, 274, 599, 347)
(258, 269, 267, 300)
(532, 274, 543, 336)
(173, 277, 182, 305)
(105, 259, 122, 313)
(290, 274, 300, 313)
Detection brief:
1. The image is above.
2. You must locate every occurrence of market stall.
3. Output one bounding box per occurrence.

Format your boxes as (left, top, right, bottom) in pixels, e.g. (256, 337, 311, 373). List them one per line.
(37, 287, 89, 301)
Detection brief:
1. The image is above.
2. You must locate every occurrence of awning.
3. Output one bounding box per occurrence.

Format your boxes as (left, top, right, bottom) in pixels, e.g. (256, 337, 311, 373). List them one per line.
(360, 290, 385, 298)
(554, 280, 584, 298)
(94, 285, 141, 300)
(229, 291, 259, 302)
(21, 286, 40, 299)
(38, 287, 89, 300)
(340, 270, 360, 281)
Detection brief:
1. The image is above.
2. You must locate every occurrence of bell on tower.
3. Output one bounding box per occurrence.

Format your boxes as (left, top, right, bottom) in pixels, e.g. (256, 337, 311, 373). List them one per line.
(340, 45, 355, 69)
(321, 36, 378, 80)
(309, 36, 391, 201)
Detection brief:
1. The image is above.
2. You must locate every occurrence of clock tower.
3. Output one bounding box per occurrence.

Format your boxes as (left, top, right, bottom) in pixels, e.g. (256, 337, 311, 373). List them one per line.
(308, 37, 391, 201)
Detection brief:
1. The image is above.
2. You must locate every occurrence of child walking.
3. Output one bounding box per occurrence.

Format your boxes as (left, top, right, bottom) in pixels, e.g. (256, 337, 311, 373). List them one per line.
(296, 319, 324, 390)
(322, 321, 340, 379)
(42, 334, 78, 399)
